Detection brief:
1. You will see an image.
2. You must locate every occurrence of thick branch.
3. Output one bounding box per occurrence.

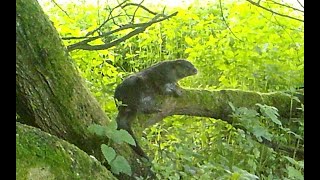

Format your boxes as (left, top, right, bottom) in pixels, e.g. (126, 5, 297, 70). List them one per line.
(246, 0, 304, 22)
(138, 89, 303, 128)
(134, 88, 303, 157)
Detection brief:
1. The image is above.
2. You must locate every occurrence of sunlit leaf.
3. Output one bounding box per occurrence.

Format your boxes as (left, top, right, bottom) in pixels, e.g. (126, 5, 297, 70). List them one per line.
(185, 36, 193, 45)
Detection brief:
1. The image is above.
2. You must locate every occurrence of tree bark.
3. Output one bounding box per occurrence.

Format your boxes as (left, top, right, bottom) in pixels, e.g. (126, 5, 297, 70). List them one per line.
(16, 0, 153, 179)
(16, 0, 108, 153)
(133, 88, 303, 157)
(16, 122, 117, 180)
(137, 88, 303, 129)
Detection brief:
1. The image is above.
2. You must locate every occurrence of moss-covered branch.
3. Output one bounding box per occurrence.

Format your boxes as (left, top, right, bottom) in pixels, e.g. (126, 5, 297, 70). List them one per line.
(133, 88, 303, 157)
(16, 122, 117, 179)
(138, 88, 303, 128)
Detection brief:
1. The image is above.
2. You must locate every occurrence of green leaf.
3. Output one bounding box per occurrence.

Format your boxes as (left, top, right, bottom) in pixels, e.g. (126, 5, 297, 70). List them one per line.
(111, 129, 136, 146)
(284, 156, 304, 169)
(87, 124, 106, 137)
(256, 104, 282, 126)
(252, 126, 272, 142)
(110, 155, 132, 176)
(101, 144, 116, 164)
(287, 166, 303, 180)
(185, 36, 193, 45)
(232, 166, 259, 180)
(103, 121, 118, 138)
(228, 101, 236, 112)
(108, 120, 118, 130)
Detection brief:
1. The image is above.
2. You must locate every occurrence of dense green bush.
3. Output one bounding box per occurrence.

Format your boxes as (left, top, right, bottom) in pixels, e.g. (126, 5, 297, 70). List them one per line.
(40, 0, 304, 179)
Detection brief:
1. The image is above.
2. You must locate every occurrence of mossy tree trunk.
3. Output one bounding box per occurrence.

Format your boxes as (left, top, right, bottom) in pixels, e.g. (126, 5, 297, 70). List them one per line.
(16, 0, 108, 152)
(16, 0, 152, 179)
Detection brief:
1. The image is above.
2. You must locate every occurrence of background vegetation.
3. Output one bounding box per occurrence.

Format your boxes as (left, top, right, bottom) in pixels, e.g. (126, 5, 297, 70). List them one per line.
(40, 0, 304, 179)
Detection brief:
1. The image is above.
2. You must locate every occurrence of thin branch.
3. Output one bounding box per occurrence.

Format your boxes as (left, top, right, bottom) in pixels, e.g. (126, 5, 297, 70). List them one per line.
(162, 6, 167, 14)
(266, 0, 304, 13)
(119, 4, 133, 25)
(97, 0, 101, 26)
(110, 13, 123, 27)
(255, 9, 303, 33)
(246, 0, 303, 22)
(67, 12, 178, 51)
(273, 15, 296, 42)
(64, 16, 167, 41)
(273, 16, 301, 61)
(218, 0, 243, 42)
(86, 0, 128, 36)
(296, 0, 304, 8)
(84, 15, 126, 37)
(131, 0, 145, 23)
(51, 0, 70, 18)
(83, 1, 162, 38)
(121, 3, 158, 15)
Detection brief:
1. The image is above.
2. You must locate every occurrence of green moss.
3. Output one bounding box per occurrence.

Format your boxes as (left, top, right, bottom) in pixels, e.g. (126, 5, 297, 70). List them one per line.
(16, 0, 110, 155)
(16, 122, 116, 180)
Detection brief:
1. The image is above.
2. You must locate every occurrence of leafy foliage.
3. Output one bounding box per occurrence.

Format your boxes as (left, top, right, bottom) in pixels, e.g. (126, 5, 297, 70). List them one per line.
(88, 123, 135, 175)
(41, 0, 304, 179)
(101, 144, 132, 176)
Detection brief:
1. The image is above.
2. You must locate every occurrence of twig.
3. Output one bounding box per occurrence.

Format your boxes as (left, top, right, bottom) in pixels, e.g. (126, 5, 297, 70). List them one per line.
(296, 0, 304, 8)
(86, 0, 128, 36)
(97, 0, 100, 27)
(273, 16, 301, 61)
(218, 0, 243, 42)
(51, 0, 70, 18)
(255, 9, 303, 33)
(121, 3, 158, 15)
(80, 1, 163, 38)
(119, 3, 132, 25)
(131, 0, 145, 23)
(266, 0, 304, 13)
(246, 0, 303, 22)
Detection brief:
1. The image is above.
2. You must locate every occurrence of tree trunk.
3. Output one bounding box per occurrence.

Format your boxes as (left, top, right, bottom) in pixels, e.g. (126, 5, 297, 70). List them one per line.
(16, 0, 152, 179)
